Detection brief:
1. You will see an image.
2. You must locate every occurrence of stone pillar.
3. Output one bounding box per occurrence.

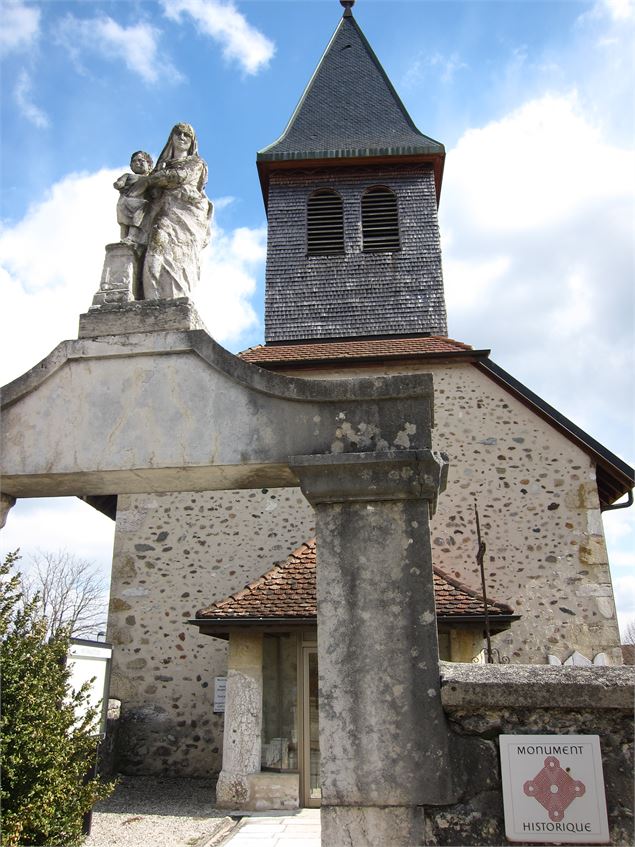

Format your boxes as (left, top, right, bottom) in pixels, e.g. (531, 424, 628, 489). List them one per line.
(291, 450, 455, 847)
(0, 493, 16, 529)
(216, 630, 263, 808)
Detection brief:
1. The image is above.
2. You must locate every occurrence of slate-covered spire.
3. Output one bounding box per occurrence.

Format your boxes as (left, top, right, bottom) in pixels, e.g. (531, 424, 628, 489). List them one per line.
(257, 5, 445, 205)
(261, 4, 448, 344)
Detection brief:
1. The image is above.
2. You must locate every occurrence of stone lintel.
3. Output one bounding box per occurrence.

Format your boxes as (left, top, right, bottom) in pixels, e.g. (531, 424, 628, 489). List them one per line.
(78, 297, 207, 339)
(440, 661, 635, 711)
(2, 328, 436, 500)
(290, 449, 449, 513)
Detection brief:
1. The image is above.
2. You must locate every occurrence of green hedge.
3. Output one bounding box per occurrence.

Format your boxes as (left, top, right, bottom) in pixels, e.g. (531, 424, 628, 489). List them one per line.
(0, 552, 113, 846)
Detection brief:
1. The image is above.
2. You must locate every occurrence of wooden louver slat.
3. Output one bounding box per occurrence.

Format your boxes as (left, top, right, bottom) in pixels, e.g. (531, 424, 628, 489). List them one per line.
(362, 187, 400, 251)
(307, 190, 344, 255)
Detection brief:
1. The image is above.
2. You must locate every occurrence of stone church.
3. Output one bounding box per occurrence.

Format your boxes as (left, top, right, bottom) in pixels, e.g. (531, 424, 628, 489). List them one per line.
(2, 1, 631, 818)
(95, 3, 633, 810)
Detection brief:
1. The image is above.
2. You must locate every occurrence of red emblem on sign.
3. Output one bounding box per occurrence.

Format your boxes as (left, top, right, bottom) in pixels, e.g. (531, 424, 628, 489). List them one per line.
(523, 756, 586, 821)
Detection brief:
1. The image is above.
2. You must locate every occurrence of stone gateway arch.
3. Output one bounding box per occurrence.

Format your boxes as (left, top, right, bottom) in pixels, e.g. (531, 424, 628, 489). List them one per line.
(2, 300, 457, 845)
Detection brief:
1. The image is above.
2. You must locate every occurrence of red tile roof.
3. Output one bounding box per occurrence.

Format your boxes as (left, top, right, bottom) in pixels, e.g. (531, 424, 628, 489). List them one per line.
(239, 336, 483, 367)
(196, 539, 515, 624)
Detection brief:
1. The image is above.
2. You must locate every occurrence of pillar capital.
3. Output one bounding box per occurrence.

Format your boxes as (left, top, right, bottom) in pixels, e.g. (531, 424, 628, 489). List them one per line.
(290, 449, 448, 514)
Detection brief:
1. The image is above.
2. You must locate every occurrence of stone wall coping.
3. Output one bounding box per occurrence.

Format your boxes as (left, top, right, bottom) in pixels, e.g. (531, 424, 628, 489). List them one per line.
(440, 661, 635, 710)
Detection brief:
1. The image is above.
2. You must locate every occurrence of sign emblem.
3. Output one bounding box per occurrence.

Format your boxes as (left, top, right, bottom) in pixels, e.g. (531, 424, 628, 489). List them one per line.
(524, 756, 585, 821)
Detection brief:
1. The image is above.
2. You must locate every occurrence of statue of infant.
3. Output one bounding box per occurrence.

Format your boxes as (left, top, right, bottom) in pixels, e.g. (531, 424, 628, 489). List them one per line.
(113, 151, 154, 244)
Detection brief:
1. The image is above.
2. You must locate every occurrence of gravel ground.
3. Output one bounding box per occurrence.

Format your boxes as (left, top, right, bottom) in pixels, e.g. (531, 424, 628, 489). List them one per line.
(83, 775, 237, 847)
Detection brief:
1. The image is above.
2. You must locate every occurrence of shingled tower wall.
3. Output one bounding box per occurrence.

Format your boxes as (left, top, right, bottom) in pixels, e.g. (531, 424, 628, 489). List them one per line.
(264, 166, 446, 341)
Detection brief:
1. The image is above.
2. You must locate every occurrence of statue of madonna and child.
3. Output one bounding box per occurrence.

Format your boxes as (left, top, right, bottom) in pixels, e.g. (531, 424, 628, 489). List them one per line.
(93, 123, 213, 307)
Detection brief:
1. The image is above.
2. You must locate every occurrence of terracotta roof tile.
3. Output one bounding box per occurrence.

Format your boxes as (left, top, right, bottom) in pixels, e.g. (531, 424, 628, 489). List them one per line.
(196, 539, 515, 622)
(239, 336, 480, 366)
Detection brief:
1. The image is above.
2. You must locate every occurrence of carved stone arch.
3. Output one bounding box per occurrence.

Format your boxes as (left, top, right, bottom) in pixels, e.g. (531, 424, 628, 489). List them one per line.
(1, 309, 454, 843)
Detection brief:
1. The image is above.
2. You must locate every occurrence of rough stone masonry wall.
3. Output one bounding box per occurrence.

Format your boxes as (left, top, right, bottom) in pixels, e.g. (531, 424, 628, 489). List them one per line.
(430, 362, 620, 664)
(431, 663, 634, 846)
(106, 360, 621, 776)
(264, 166, 448, 342)
(293, 360, 622, 665)
(107, 487, 314, 776)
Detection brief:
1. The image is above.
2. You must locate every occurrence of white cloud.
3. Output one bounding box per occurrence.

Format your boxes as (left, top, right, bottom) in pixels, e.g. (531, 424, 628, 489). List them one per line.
(440, 93, 634, 435)
(594, 0, 635, 21)
(603, 508, 635, 548)
(162, 0, 274, 75)
(613, 573, 635, 632)
(0, 0, 40, 55)
(14, 68, 48, 128)
(0, 499, 115, 581)
(403, 51, 467, 88)
(55, 15, 174, 84)
(445, 94, 632, 233)
(196, 221, 263, 344)
(0, 169, 264, 386)
(603, 510, 634, 634)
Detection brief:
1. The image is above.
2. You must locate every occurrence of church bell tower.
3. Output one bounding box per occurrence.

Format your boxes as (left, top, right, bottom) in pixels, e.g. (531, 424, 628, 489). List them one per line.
(258, 0, 448, 344)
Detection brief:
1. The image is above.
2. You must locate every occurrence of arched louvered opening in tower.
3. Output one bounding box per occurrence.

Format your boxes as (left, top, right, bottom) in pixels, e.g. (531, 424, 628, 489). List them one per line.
(362, 186, 400, 252)
(307, 189, 344, 255)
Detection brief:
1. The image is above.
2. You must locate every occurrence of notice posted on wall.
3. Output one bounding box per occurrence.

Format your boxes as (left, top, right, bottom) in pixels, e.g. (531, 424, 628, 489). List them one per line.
(213, 676, 227, 713)
(499, 735, 609, 844)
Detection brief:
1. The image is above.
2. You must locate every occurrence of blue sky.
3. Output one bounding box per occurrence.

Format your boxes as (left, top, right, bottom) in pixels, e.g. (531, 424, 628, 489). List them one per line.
(1, 0, 633, 639)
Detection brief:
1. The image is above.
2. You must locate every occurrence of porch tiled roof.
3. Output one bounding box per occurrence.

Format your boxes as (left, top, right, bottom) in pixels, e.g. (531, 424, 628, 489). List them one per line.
(239, 336, 480, 367)
(195, 539, 515, 622)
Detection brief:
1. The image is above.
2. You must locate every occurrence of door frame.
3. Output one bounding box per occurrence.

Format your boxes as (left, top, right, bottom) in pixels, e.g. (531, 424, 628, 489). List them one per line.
(298, 641, 320, 808)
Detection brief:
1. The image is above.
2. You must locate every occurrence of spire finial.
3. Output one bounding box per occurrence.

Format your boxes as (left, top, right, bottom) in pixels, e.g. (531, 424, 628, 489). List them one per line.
(340, 0, 355, 17)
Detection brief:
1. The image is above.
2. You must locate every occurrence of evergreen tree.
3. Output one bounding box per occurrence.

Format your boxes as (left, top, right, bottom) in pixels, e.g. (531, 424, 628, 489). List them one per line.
(0, 551, 113, 846)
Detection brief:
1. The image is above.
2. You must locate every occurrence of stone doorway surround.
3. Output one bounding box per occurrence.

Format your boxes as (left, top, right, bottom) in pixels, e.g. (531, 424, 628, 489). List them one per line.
(1, 299, 451, 847)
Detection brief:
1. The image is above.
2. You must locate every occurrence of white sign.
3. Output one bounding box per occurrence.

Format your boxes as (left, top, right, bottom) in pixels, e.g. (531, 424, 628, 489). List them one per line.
(214, 676, 227, 713)
(500, 735, 609, 844)
(67, 639, 113, 735)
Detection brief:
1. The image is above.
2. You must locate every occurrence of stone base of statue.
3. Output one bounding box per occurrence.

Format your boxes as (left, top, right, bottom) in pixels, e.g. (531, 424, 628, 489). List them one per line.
(78, 297, 207, 339)
(91, 242, 144, 307)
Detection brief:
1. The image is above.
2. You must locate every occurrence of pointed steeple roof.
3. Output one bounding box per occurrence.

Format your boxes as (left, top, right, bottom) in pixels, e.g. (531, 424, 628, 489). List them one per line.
(257, 7, 445, 204)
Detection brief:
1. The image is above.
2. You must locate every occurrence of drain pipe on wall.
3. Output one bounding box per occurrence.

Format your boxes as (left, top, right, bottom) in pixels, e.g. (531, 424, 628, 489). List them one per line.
(603, 489, 634, 512)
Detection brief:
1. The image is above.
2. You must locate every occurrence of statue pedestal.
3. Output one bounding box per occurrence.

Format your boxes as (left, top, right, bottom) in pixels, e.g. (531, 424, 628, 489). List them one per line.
(91, 242, 143, 307)
(78, 298, 207, 338)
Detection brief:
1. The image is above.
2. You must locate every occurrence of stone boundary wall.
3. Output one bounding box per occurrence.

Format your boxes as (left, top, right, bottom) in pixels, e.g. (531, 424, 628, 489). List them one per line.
(430, 663, 634, 846)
